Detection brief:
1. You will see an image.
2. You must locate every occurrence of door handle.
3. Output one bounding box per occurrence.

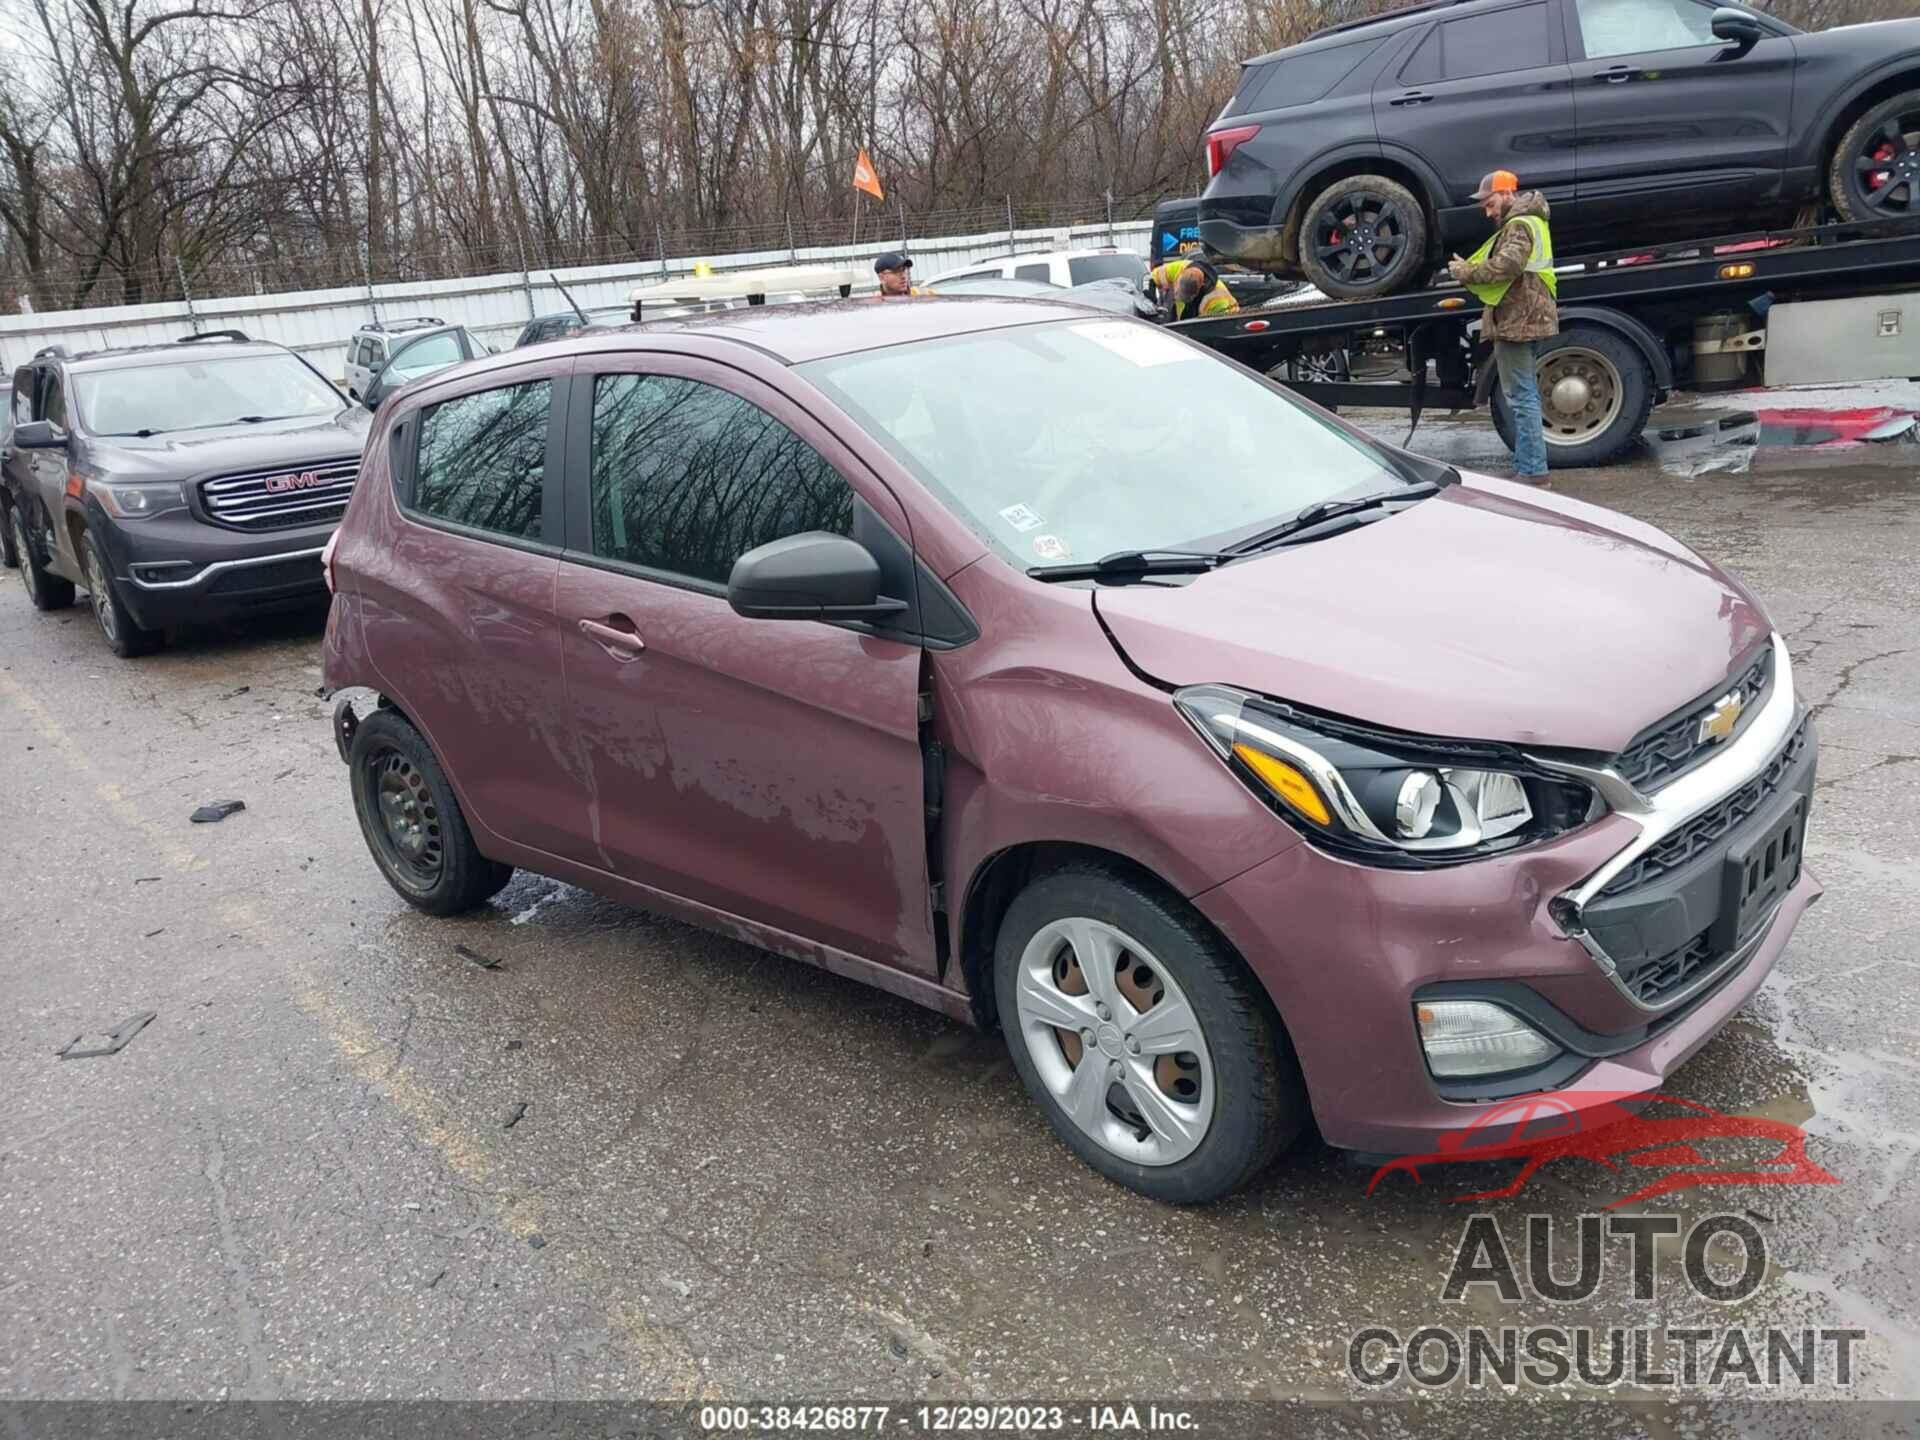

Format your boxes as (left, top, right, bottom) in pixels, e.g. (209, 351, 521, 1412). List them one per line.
(578, 615, 646, 658)
(1389, 91, 1434, 106)
(1601, 66, 1634, 83)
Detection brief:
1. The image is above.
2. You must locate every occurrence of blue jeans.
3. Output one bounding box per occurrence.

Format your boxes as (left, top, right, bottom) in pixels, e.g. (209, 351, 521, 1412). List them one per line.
(1495, 340, 1547, 478)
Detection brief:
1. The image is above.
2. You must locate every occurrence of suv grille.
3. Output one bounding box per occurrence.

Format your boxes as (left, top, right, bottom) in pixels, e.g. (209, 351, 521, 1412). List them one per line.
(1599, 717, 1810, 899)
(1614, 646, 1773, 792)
(200, 459, 359, 531)
(1626, 928, 1718, 1006)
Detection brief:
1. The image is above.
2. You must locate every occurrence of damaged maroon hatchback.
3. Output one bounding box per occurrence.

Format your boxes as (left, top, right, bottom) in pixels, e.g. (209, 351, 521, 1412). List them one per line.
(322, 298, 1818, 1203)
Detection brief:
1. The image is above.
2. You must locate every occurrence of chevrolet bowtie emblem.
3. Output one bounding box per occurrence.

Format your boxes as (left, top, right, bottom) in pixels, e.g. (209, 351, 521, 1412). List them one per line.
(1698, 691, 1745, 744)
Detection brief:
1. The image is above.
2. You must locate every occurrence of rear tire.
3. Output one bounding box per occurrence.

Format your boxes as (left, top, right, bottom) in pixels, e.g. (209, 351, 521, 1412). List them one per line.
(10, 503, 75, 611)
(1491, 324, 1652, 469)
(0, 500, 17, 569)
(1297, 175, 1429, 301)
(993, 864, 1307, 1204)
(348, 707, 514, 915)
(80, 529, 162, 658)
(1828, 90, 1920, 222)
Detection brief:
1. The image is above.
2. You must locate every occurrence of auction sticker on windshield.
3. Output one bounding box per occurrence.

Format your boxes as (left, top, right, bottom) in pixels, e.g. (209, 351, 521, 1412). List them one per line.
(1071, 320, 1201, 368)
(999, 503, 1044, 533)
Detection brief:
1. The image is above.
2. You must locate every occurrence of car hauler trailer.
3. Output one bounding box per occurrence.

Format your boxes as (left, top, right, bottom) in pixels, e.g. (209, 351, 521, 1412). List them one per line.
(1171, 217, 1920, 468)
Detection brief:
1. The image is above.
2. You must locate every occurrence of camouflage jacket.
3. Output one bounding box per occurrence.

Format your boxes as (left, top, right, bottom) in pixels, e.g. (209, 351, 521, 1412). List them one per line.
(1461, 192, 1559, 343)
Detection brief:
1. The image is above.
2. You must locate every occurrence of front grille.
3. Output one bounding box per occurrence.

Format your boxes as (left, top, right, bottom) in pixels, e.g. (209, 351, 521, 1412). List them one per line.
(1614, 646, 1773, 792)
(1626, 928, 1718, 1006)
(1599, 717, 1810, 899)
(199, 458, 359, 531)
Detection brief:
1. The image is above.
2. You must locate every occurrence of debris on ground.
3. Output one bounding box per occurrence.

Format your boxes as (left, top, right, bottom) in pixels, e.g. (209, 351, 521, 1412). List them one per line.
(58, 1012, 156, 1060)
(143, 928, 165, 939)
(132, 876, 161, 885)
(223, 686, 250, 700)
(455, 944, 502, 970)
(504, 1039, 524, 1051)
(190, 800, 246, 824)
(502, 1102, 529, 1130)
(426, 1269, 447, 1289)
(527, 1235, 547, 1250)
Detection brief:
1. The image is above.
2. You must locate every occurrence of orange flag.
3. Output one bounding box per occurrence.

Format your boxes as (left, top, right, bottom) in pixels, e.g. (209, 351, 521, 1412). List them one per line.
(852, 148, 885, 202)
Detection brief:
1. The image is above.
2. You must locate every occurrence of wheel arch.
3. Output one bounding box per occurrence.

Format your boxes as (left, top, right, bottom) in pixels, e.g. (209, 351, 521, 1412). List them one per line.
(1275, 147, 1444, 267)
(1814, 62, 1920, 176)
(957, 841, 1288, 1041)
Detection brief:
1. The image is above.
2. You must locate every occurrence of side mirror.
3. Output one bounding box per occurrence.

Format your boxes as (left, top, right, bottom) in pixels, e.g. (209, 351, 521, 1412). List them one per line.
(13, 419, 67, 450)
(727, 532, 910, 623)
(1711, 7, 1763, 53)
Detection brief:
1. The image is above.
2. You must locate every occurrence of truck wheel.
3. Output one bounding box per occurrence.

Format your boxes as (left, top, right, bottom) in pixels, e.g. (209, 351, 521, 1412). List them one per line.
(11, 503, 75, 611)
(80, 529, 162, 658)
(348, 707, 514, 915)
(993, 865, 1308, 1204)
(1828, 91, 1920, 222)
(1492, 325, 1653, 468)
(1297, 175, 1429, 301)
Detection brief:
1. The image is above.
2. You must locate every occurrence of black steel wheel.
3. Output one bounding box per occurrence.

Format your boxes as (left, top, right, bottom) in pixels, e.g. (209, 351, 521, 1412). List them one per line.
(1831, 92, 1920, 221)
(348, 707, 514, 915)
(1298, 175, 1429, 300)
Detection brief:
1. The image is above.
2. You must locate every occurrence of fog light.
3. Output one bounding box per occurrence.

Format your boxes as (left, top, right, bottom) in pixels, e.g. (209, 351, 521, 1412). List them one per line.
(1415, 1000, 1559, 1078)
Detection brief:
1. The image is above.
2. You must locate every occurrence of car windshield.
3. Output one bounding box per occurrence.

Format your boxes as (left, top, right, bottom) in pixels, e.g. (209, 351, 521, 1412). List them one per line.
(76, 354, 342, 436)
(1068, 254, 1147, 286)
(800, 319, 1415, 567)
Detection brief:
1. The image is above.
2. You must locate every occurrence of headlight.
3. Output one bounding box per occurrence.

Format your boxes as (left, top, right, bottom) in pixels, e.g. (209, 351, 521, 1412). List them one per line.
(1175, 684, 1597, 867)
(92, 481, 186, 520)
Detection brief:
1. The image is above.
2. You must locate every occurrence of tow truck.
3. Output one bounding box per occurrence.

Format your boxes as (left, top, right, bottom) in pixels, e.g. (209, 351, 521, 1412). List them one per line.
(1172, 216, 1920, 467)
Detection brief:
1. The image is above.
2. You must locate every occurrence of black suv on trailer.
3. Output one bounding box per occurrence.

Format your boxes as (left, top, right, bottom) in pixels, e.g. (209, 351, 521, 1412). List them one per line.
(1201, 0, 1920, 298)
(2, 330, 370, 657)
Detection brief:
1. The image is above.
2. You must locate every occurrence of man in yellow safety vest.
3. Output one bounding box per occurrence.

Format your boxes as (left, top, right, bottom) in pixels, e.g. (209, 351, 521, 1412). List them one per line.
(1146, 255, 1238, 321)
(1448, 170, 1558, 485)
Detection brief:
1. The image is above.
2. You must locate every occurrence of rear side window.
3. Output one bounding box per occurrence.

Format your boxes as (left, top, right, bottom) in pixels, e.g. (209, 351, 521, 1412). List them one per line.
(1069, 254, 1148, 286)
(1233, 36, 1384, 115)
(1437, 5, 1552, 77)
(587, 373, 854, 586)
(410, 379, 550, 541)
(1014, 263, 1052, 283)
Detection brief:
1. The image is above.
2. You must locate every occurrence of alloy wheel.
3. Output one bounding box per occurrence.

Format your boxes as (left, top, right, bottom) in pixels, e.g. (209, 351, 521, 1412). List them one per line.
(1012, 917, 1215, 1166)
(1539, 346, 1624, 447)
(366, 748, 444, 888)
(1853, 115, 1920, 216)
(1312, 191, 1412, 287)
(83, 539, 118, 645)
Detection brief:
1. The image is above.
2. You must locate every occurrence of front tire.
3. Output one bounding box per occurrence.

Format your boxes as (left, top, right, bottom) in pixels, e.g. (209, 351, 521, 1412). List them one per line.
(1297, 175, 1429, 300)
(993, 865, 1307, 1203)
(80, 529, 162, 658)
(1829, 91, 1920, 222)
(1492, 325, 1653, 468)
(348, 707, 514, 915)
(11, 504, 75, 611)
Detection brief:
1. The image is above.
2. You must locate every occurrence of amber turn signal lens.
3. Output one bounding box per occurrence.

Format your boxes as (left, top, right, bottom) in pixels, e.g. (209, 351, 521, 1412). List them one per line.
(1719, 262, 1756, 279)
(1232, 743, 1333, 826)
(1437, 296, 1467, 310)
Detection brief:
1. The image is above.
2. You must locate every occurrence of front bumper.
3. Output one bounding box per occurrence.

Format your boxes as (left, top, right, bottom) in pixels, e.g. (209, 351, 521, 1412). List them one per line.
(92, 505, 332, 630)
(1193, 634, 1820, 1154)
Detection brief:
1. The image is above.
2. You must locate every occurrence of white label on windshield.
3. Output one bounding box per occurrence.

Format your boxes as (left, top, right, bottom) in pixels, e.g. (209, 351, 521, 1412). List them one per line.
(1032, 534, 1070, 562)
(1071, 320, 1201, 368)
(998, 503, 1043, 533)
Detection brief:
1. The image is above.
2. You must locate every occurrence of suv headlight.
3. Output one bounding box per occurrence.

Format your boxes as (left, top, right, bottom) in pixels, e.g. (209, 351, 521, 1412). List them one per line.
(1175, 684, 1598, 867)
(92, 480, 186, 520)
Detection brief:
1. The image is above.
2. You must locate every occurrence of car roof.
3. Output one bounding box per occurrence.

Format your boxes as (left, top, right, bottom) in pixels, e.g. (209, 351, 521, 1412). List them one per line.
(60, 340, 293, 371)
(470, 296, 1104, 371)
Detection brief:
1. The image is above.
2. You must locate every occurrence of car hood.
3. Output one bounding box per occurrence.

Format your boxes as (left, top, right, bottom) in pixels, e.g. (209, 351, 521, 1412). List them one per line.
(1093, 480, 1772, 752)
(88, 409, 370, 478)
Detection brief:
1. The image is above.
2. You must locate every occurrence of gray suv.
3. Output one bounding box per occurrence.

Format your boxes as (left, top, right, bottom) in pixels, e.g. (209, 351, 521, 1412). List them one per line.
(2, 330, 370, 657)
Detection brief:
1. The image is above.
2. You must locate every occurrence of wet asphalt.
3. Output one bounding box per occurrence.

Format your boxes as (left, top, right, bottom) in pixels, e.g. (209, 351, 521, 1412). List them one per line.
(1, 417, 1916, 1424)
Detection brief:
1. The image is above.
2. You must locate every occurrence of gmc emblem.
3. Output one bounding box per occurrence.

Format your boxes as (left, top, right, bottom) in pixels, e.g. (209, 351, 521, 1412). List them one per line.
(263, 470, 325, 494)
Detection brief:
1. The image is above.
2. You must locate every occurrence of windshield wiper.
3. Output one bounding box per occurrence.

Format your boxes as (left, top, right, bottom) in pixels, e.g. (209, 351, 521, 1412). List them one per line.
(1226, 481, 1440, 555)
(1028, 549, 1233, 583)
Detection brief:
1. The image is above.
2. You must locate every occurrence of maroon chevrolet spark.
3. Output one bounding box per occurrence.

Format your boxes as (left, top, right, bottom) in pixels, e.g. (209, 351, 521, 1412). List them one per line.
(321, 298, 1818, 1203)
